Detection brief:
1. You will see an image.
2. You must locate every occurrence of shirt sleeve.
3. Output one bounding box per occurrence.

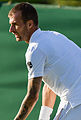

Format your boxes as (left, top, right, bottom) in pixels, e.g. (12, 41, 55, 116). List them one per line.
(25, 43, 46, 79)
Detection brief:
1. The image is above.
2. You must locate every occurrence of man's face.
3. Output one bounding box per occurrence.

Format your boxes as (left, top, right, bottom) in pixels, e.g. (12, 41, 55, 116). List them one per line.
(8, 11, 29, 42)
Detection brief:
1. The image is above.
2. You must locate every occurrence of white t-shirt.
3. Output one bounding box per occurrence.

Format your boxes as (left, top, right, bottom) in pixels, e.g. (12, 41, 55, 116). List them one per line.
(25, 28, 81, 108)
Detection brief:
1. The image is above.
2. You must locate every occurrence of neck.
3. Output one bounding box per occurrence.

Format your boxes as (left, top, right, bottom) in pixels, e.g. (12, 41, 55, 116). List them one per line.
(25, 26, 38, 44)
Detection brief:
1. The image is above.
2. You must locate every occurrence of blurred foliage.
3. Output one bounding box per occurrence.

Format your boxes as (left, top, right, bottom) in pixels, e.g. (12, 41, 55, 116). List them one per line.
(58, 0, 81, 6)
(0, 0, 81, 6)
(0, 0, 56, 4)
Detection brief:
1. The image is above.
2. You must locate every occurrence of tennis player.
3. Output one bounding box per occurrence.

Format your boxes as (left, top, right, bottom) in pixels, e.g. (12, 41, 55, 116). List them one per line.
(8, 2, 81, 120)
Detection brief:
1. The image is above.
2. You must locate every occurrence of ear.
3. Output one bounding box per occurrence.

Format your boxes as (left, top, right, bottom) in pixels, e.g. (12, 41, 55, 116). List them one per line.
(26, 20, 34, 30)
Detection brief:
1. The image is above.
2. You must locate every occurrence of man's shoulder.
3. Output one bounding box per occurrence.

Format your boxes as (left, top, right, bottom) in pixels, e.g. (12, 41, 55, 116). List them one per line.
(27, 42, 38, 54)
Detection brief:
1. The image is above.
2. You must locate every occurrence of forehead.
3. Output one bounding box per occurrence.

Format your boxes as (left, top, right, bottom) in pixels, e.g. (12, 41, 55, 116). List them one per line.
(9, 11, 22, 24)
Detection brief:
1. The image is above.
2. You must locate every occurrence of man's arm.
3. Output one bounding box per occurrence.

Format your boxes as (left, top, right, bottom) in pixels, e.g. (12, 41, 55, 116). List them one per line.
(39, 84, 56, 120)
(14, 77, 42, 120)
(42, 84, 56, 108)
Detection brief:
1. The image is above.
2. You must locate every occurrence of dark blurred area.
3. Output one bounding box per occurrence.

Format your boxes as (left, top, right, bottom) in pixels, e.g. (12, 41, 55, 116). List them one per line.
(0, 0, 81, 6)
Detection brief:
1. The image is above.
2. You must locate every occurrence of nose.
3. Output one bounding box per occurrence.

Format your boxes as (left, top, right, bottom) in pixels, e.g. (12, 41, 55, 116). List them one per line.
(9, 25, 15, 33)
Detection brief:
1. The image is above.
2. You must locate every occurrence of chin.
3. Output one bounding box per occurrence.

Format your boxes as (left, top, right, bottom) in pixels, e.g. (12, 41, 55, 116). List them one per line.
(16, 37, 22, 42)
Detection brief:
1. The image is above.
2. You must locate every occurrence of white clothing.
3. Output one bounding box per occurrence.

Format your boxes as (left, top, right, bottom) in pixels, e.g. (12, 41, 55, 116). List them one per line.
(25, 28, 81, 108)
(38, 106, 53, 120)
(54, 103, 81, 120)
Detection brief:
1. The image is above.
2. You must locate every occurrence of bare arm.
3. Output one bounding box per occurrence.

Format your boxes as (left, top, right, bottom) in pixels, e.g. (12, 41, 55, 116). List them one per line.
(42, 84, 56, 109)
(38, 84, 56, 120)
(14, 77, 42, 120)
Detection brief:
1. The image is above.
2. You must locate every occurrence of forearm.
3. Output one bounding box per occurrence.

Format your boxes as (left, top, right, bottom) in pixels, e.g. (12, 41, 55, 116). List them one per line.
(14, 93, 38, 120)
(39, 84, 56, 120)
(14, 77, 42, 120)
(42, 84, 56, 108)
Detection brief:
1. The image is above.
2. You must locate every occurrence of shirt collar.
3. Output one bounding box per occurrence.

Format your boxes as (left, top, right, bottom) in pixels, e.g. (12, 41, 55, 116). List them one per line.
(29, 28, 41, 43)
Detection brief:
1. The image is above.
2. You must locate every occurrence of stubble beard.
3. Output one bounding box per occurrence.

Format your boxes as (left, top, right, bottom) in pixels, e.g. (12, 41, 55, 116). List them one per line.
(15, 26, 29, 43)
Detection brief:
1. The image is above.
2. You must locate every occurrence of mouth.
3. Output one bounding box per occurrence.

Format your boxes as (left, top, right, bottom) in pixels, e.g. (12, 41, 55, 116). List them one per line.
(12, 32, 20, 38)
(15, 34, 20, 38)
(12, 32, 22, 41)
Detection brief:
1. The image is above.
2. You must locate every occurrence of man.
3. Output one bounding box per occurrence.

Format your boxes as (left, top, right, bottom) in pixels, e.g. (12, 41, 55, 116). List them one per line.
(8, 2, 81, 120)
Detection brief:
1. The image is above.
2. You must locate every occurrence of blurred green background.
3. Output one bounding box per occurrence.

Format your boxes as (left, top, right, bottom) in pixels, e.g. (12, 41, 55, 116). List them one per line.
(1, 0, 81, 6)
(0, 1, 81, 120)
